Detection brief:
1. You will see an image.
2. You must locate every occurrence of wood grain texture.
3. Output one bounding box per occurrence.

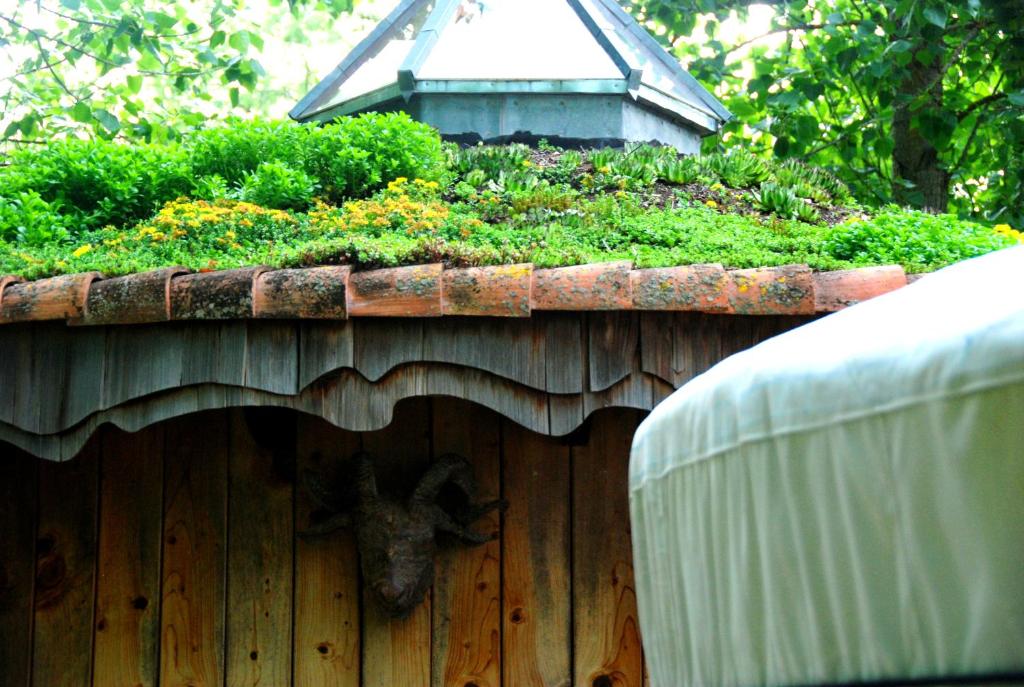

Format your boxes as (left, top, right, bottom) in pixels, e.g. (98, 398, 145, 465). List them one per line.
(102, 324, 185, 410)
(226, 409, 296, 687)
(243, 322, 299, 395)
(160, 412, 228, 687)
(361, 398, 433, 687)
(353, 319, 425, 382)
(33, 440, 100, 687)
(422, 317, 546, 391)
(0, 446, 37, 687)
(93, 426, 164, 687)
(542, 313, 583, 394)
(294, 415, 362, 687)
(502, 420, 571, 687)
(573, 411, 645, 687)
(431, 400, 502, 687)
(588, 312, 639, 392)
(298, 321, 354, 389)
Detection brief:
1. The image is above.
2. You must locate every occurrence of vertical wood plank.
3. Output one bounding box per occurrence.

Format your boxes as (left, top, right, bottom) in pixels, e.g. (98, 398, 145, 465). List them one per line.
(160, 412, 228, 687)
(225, 409, 296, 687)
(588, 312, 639, 392)
(573, 411, 645, 687)
(243, 322, 299, 394)
(0, 446, 38, 687)
(93, 426, 164, 687)
(502, 421, 571, 687)
(33, 441, 100, 687)
(298, 321, 354, 389)
(542, 314, 583, 394)
(432, 400, 502, 687)
(294, 416, 362, 687)
(361, 398, 433, 687)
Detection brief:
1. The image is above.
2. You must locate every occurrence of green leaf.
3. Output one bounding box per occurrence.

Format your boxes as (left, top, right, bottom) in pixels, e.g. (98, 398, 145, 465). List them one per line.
(229, 31, 250, 53)
(60, 0, 82, 9)
(229, 87, 240, 107)
(126, 75, 143, 94)
(923, 6, 947, 28)
(146, 11, 178, 30)
(92, 109, 121, 133)
(1008, 91, 1024, 106)
(70, 102, 92, 123)
(210, 30, 226, 48)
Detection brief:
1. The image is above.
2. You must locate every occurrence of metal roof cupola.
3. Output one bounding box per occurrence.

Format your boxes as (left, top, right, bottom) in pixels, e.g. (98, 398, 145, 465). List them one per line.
(289, 0, 731, 151)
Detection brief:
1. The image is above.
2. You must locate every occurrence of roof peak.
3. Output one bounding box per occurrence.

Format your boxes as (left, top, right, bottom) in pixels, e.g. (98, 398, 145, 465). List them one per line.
(290, 0, 730, 146)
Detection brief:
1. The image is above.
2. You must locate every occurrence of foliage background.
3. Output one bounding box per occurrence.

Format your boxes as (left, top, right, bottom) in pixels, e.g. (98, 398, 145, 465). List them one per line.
(628, 0, 1024, 224)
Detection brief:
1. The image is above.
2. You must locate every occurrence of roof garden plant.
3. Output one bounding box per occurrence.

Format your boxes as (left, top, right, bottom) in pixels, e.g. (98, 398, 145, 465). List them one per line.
(0, 115, 1018, 281)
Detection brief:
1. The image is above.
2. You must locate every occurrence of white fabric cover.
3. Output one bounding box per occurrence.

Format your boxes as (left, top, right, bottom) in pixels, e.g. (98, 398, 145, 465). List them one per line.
(630, 247, 1024, 687)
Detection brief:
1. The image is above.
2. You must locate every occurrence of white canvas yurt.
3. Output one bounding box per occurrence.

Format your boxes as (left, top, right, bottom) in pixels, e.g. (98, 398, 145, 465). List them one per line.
(630, 247, 1024, 687)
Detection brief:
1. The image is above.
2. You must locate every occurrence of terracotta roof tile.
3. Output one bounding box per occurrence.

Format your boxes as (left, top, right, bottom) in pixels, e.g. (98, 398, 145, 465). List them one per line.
(0, 261, 912, 326)
(74, 267, 189, 326)
(729, 265, 816, 316)
(631, 264, 733, 313)
(0, 275, 24, 307)
(813, 266, 908, 313)
(347, 263, 444, 317)
(170, 266, 268, 320)
(442, 264, 532, 317)
(254, 266, 350, 319)
(532, 261, 633, 311)
(0, 272, 102, 324)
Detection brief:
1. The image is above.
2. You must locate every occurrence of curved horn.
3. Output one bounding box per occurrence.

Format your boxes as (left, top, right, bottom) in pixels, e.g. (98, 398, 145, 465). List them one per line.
(353, 451, 379, 501)
(411, 453, 475, 505)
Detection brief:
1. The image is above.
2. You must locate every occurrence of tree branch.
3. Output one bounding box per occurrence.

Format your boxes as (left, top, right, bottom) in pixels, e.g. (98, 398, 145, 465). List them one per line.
(33, 35, 79, 102)
(726, 20, 861, 54)
(958, 92, 1008, 121)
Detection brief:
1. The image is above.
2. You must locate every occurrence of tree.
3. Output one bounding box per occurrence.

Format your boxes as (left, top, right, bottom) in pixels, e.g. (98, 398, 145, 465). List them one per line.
(0, 0, 353, 145)
(629, 0, 1024, 222)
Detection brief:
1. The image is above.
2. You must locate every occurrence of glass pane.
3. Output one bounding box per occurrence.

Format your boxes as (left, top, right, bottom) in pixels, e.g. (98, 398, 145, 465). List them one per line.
(417, 0, 621, 81)
(576, 0, 693, 98)
(322, 1, 435, 109)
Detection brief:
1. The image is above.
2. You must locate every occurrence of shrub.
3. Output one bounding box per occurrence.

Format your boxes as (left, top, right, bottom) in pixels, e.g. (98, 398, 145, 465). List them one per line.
(186, 118, 310, 186)
(824, 209, 1017, 272)
(189, 113, 444, 204)
(0, 139, 192, 234)
(191, 174, 232, 201)
(238, 161, 318, 211)
(0, 191, 69, 245)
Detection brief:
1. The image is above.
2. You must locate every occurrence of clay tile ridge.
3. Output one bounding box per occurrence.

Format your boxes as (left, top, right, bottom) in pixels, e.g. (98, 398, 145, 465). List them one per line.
(0, 262, 909, 325)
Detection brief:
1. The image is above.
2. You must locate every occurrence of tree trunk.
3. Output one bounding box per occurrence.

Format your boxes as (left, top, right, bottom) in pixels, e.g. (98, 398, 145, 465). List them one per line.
(891, 53, 950, 211)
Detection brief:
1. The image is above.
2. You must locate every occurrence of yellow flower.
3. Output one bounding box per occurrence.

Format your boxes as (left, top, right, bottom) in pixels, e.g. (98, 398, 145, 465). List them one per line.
(705, 200, 718, 209)
(72, 244, 92, 258)
(522, 160, 533, 167)
(598, 166, 611, 174)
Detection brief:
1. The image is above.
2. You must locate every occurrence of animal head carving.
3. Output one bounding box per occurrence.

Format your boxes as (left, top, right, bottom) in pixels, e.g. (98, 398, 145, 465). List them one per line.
(302, 452, 504, 618)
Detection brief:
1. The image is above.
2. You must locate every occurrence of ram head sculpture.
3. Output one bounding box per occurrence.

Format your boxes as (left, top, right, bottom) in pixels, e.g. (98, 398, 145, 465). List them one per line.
(302, 451, 504, 618)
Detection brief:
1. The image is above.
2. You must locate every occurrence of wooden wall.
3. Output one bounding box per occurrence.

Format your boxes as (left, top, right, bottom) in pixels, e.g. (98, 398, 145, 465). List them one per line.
(0, 399, 646, 687)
